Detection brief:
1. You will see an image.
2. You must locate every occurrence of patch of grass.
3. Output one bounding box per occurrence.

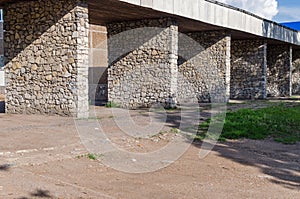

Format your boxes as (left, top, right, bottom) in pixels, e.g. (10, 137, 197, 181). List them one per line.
(87, 154, 97, 160)
(77, 153, 103, 160)
(170, 128, 180, 134)
(87, 153, 103, 160)
(105, 101, 120, 108)
(198, 104, 300, 144)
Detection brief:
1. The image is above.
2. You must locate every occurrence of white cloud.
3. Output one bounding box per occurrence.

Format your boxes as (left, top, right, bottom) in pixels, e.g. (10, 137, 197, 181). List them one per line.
(274, 6, 300, 22)
(217, 0, 279, 20)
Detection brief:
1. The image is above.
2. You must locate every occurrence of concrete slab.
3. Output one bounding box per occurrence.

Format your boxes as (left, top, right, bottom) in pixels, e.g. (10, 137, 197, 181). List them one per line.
(0, 70, 4, 86)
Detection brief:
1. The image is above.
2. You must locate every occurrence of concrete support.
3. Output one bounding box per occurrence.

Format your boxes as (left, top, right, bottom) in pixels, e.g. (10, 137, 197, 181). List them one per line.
(267, 45, 292, 97)
(88, 24, 108, 104)
(230, 40, 267, 99)
(4, 0, 89, 117)
(107, 18, 178, 108)
(178, 31, 231, 103)
(292, 49, 300, 95)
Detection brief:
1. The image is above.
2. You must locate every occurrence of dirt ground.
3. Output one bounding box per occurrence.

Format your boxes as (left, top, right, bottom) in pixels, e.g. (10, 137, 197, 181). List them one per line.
(0, 100, 299, 198)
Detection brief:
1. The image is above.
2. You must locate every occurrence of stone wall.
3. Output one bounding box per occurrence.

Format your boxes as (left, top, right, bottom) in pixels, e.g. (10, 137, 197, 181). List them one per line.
(292, 49, 300, 95)
(178, 31, 231, 103)
(4, 0, 89, 117)
(107, 18, 178, 108)
(230, 40, 267, 99)
(267, 45, 292, 97)
(88, 24, 108, 104)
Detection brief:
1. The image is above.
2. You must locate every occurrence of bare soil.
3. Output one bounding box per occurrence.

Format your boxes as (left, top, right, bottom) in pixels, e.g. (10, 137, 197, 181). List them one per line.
(0, 100, 299, 198)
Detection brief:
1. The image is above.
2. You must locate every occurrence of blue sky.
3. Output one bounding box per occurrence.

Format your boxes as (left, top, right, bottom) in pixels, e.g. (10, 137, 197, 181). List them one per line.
(274, 0, 300, 22)
(218, 0, 299, 22)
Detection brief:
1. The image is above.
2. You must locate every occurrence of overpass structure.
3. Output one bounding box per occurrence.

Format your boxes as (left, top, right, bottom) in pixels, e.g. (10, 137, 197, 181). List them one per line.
(0, 0, 300, 117)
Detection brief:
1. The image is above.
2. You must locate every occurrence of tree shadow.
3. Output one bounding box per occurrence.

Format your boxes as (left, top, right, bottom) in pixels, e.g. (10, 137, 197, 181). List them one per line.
(18, 189, 52, 199)
(30, 189, 52, 198)
(194, 139, 300, 190)
(0, 164, 11, 171)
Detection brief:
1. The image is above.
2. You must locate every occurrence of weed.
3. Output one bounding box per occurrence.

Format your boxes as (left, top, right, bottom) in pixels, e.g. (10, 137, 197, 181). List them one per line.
(87, 153, 103, 160)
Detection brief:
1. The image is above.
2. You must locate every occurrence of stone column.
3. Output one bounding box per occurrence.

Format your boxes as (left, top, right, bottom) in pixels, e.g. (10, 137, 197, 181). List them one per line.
(107, 18, 178, 108)
(230, 40, 267, 99)
(267, 45, 292, 97)
(292, 49, 300, 95)
(178, 31, 231, 103)
(4, 0, 89, 117)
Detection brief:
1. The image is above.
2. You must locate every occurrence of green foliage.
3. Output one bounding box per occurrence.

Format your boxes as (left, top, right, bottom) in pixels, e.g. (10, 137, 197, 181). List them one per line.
(87, 154, 97, 160)
(87, 153, 103, 160)
(198, 104, 300, 144)
(105, 101, 120, 108)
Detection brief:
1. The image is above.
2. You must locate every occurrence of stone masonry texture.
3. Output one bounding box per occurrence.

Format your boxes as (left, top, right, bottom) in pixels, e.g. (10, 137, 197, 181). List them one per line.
(4, 0, 89, 117)
(107, 18, 178, 109)
(292, 49, 300, 95)
(230, 40, 267, 99)
(267, 45, 292, 97)
(178, 31, 231, 103)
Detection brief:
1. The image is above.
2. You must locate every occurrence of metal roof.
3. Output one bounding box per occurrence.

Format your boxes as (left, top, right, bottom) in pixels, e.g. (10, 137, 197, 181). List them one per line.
(281, 22, 300, 31)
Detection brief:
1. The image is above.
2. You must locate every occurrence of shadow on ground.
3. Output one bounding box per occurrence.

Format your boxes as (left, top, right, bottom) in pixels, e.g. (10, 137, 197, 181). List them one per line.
(194, 140, 300, 190)
(0, 164, 11, 171)
(18, 189, 52, 199)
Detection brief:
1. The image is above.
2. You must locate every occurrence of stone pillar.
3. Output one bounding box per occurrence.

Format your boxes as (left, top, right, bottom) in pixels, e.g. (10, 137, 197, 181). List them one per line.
(107, 18, 178, 108)
(267, 45, 292, 97)
(4, 0, 89, 117)
(230, 40, 267, 99)
(178, 31, 231, 103)
(292, 49, 300, 95)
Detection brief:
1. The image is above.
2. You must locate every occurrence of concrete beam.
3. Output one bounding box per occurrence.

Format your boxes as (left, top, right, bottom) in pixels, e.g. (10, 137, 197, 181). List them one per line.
(119, 0, 300, 46)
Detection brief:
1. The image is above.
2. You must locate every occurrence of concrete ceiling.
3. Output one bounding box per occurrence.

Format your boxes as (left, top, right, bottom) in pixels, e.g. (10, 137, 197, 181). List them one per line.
(88, 0, 222, 32)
